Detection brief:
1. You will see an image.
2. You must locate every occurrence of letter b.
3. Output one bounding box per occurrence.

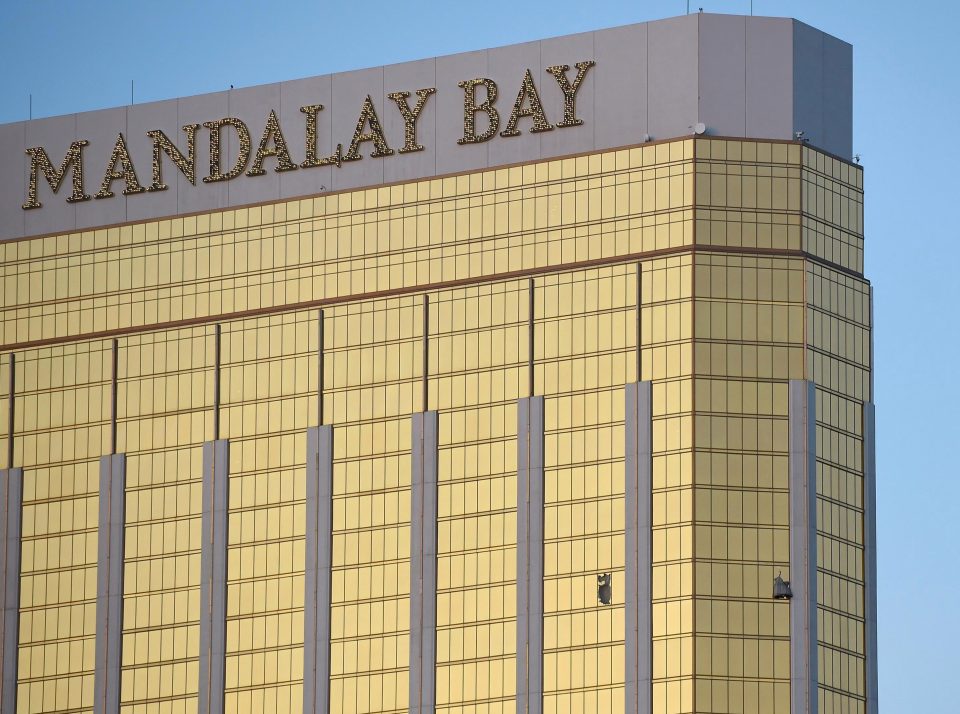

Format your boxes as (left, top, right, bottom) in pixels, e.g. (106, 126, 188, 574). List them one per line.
(457, 78, 499, 144)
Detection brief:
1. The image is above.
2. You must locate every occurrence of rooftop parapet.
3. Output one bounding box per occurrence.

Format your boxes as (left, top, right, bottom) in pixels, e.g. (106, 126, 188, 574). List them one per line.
(0, 13, 851, 242)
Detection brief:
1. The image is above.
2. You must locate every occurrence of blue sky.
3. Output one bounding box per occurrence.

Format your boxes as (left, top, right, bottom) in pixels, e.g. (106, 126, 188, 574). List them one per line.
(1, 0, 957, 708)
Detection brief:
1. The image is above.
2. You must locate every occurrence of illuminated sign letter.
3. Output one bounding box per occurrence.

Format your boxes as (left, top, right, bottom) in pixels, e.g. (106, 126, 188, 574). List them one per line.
(545, 61, 595, 128)
(300, 104, 343, 168)
(343, 96, 394, 162)
(146, 124, 199, 191)
(457, 78, 499, 144)
(202, 118, 252, 183)
(387, 88, 436, 153)
(95, 132, 146, 199)
(247, 110, 299, 176)
(500, 69, 553, 137)
(21, 141, 90, 209)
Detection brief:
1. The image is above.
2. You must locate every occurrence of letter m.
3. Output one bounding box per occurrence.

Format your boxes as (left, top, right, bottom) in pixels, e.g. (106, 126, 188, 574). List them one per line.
(22, 140, 91, 209)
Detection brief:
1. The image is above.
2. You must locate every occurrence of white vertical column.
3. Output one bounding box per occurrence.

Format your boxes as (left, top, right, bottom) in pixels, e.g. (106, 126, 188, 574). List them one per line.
(517, 401, 529, 714)
(410, 411, 438, 714)
(199, 440, 229, 714)
(304, 425, 334, 714)
(517, 396, 544, 714)
(0, 467, 22, 714)
(863, 402, 878, 714)
(625, 382, 653, 714)
(94, 454, 126, 714)
(789, 380, 818, 714)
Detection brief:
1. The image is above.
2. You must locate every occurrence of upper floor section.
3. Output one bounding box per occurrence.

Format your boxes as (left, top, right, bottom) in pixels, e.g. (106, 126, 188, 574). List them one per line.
(0, 13, 852, 243)
(0, 138, 863, 352)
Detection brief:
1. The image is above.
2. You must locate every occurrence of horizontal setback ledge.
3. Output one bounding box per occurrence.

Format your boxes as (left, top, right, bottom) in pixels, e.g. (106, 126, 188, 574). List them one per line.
(0, 245, 864, 352)
(0, 134, 857, 247)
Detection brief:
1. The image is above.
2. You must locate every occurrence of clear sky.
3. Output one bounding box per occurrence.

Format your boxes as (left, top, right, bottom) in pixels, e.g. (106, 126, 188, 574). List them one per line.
(1, 0, 956, 708)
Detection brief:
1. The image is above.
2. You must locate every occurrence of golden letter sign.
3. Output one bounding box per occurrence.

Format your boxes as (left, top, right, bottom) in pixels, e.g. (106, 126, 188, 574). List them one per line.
(22, 62, 594, 210)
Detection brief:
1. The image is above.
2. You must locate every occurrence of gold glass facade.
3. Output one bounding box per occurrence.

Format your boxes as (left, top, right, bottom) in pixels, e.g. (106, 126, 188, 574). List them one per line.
(0, 137, 870, 714)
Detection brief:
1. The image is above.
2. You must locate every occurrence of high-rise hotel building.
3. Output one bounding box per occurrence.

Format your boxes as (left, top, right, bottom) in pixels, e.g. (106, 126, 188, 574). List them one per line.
(0, 12, 875, 714)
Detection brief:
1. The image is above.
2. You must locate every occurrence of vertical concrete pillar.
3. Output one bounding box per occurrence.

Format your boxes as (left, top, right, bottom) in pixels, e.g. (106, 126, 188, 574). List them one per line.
(410, 411, 438, 714)
(0, 467, 22, 714)
(304, 426, 334, 714)
(5, 354, 14, 472)
(625, 382, 653, 714)
(517, 396, 544, 714)
(789, 380, 818, 714)
(94, 454, 126, 714)
(199, 440, 229, 714)
(863, 402, 878, 714)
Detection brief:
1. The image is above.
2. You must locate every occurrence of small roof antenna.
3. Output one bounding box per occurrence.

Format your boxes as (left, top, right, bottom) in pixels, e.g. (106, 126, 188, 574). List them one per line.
(29, 94, 32, 120)
(854, 154, 861, 164)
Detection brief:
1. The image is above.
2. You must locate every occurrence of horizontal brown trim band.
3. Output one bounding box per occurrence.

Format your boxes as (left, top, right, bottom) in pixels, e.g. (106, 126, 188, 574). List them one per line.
(0, 245, 866, 353)
(3, 135, 858, 247)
